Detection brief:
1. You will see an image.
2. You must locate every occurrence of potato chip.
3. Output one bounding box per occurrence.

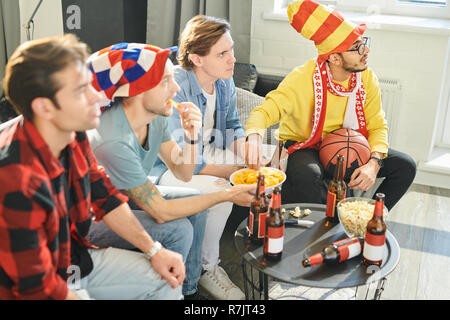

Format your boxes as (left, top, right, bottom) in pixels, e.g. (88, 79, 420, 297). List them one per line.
(231, 167, 285, 187)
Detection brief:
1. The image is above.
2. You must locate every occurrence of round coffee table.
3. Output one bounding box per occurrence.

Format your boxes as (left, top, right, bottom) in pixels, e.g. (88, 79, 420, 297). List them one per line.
(234, 203, 400, 300)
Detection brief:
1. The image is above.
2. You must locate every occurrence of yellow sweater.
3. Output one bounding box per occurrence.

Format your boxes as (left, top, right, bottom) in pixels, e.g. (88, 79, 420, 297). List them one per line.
(245, 59, 389, 155)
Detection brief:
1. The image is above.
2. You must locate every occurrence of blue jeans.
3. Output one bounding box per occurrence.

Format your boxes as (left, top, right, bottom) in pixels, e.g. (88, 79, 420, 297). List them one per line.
(86, 185, 207, 296)
(69, 247, 182, 300)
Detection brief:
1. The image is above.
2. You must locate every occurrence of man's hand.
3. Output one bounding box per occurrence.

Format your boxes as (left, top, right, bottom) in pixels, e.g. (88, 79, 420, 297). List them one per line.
(348, 159, 380, 191)
(245, 134, 263, 170)
(178, 102, 202, 140)
(150, 248, 185, 289)
(224, 184, 255, 207)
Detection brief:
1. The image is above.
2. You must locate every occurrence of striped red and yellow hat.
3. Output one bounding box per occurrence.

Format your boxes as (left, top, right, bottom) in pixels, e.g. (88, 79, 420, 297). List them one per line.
(288, 0, 367, 63)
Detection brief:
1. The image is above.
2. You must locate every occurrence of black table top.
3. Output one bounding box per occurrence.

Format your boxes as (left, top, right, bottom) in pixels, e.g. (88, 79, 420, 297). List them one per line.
(234, 203, 400, 288)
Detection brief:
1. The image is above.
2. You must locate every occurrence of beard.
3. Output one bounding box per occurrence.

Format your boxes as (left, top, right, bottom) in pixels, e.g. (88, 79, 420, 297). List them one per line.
(143, 101, 174, 118)
(341, 54, 369, 73)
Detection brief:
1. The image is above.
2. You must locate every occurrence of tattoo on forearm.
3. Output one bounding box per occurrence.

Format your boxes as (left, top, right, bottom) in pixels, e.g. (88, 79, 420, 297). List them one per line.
(125, 180, 162, 211)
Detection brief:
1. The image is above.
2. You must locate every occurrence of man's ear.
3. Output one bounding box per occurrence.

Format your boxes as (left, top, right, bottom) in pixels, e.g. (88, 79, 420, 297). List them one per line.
(189, 53, 202, 68)
(30, 97, 56, 120)
(328, 53, 342, 66)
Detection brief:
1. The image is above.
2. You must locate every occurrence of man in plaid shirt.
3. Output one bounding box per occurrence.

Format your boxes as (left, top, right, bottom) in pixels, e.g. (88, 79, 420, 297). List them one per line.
(0, 34, 185, 300)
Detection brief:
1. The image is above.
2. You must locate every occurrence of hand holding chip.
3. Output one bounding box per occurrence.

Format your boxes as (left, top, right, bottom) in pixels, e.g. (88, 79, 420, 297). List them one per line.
(170, 100, 202, 141)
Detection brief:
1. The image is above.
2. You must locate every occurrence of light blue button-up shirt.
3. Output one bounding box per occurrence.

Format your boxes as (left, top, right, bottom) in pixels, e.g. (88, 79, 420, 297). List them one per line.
(151, 66, 245, 182)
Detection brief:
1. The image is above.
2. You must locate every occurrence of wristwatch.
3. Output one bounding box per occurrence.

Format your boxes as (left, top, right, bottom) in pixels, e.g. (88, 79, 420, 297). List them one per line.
(369, 155, 384, 169)
(144, 241, 162, 259)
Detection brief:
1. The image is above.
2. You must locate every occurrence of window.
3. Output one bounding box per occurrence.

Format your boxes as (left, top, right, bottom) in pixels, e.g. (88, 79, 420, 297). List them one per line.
(400, 0, 446, 5)
(384, 0, 449, 19)
(276, 0, 450, 19)
(441, 97, 450, 147)
(437, 40, 450, 147)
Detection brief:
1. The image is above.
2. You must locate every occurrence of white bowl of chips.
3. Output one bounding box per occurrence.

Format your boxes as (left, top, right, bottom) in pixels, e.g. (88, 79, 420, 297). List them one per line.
(337, 197, 388, 237)
(230, 167, 286, 194)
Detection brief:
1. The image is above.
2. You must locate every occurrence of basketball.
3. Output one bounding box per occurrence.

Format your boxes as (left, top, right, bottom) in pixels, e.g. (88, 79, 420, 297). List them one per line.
(319, 128, 371, 180)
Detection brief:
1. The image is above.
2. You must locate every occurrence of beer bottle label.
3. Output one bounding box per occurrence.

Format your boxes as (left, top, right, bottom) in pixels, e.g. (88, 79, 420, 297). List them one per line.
(249, 211, 255, 235)
(337, 240, 362, 262)
(258, 212, 268, 238)
(363, 233, 386, 262)
(307, 253, 324, 266)
(265, 225, 284, 254)
(325, 191, 337, 218)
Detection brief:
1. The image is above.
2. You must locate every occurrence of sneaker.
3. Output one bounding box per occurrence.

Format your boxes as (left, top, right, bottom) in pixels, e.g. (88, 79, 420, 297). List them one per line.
(183, 291, 209, 300)
(198, 265, 245, 300)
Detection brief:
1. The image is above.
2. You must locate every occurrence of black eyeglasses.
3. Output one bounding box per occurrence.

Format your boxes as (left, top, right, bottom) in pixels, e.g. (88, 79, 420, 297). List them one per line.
(347, 37, 370, 55)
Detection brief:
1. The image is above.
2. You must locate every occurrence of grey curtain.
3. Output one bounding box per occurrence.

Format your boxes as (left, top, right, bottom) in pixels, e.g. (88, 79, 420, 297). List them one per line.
(0, 0, 20, 87)
(146, 0, 251, 63)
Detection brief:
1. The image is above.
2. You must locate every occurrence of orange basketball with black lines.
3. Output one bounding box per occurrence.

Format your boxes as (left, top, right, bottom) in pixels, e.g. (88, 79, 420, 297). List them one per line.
(319, 128, 371, 180)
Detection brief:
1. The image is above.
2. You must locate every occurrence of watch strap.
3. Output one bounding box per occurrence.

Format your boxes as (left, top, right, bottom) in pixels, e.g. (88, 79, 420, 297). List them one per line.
(369, 155, 383, 168)
(144, 241, 162, 259)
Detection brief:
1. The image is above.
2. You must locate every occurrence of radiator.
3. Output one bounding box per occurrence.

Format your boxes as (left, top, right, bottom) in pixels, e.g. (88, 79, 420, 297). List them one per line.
(379, 78, 402, 148)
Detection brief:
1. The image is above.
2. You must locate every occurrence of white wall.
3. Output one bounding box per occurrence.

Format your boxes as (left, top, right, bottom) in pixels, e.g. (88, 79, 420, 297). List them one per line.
(250, 0, 450, 172)
(19, 0, 63, 43)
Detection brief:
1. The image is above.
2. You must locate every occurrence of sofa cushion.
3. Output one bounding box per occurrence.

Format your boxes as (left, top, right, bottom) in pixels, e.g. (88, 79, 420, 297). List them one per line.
(254, 74, 284, 97)
(236, 86, 279, 145)
(236, 87, 263, 127)
(233, 63, 258, 92)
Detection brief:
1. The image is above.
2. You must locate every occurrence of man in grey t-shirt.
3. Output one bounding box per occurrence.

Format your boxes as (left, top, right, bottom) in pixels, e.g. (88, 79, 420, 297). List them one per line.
(86, 43, 253, 299)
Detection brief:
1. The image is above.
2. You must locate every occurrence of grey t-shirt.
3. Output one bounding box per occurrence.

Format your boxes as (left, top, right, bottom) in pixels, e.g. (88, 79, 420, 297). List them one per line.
(88, 101, 172, 190)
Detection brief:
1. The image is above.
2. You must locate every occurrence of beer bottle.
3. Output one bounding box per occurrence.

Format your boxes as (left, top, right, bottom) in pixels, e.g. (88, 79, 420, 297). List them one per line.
(363, 193, 387, 268)
(302, 237, 364, 267)
(248, 173, 269, 244)
(325, 155, 346, 222)
(264, 187, 284, 261)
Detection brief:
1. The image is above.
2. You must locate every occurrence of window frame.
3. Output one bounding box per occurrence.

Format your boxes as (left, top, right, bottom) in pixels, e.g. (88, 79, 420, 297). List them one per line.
(436, 40, 450, 148)
(439, 97, 450, 147)
(277, 0, 450, 20)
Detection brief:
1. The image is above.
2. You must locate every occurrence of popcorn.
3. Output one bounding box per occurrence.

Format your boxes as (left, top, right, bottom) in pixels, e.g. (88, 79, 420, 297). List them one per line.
(338, 200, 386, 237)
(290, 206, 302, 218)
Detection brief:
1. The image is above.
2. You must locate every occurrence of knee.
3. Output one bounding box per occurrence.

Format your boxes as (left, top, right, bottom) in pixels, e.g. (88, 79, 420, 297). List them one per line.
(208, 201, 233, 218)
(406, 154, 417, 174)
(163, 287, 182, 300)
(166, 218, 194, 259)
(398, 153, 417, 179)
(147, 283, 182, 300)
(288, 161, 324, 184)
(191, 208, 207, 225)
(177, 218, 194, 243)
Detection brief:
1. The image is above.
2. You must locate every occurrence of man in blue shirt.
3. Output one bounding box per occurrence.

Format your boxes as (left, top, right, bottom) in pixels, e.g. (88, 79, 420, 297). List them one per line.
(86, 43, 253, 300)
(153, 15, 247, 300)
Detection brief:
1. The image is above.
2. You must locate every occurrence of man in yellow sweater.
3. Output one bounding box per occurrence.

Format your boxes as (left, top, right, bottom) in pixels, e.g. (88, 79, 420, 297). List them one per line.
(245, 0, 416, 210)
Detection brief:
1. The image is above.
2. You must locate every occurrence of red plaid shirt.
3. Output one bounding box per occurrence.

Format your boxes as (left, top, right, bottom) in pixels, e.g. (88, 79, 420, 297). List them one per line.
(0, 117, 128, 300)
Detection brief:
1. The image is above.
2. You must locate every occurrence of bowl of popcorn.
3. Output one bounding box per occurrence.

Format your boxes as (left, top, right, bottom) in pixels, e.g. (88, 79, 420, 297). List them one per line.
(337, 197, 388, 237)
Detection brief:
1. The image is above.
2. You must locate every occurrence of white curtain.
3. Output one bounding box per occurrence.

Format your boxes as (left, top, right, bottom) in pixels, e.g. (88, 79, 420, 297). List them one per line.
(0, 0, 20, 87)
(146, 0, 251, 63)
